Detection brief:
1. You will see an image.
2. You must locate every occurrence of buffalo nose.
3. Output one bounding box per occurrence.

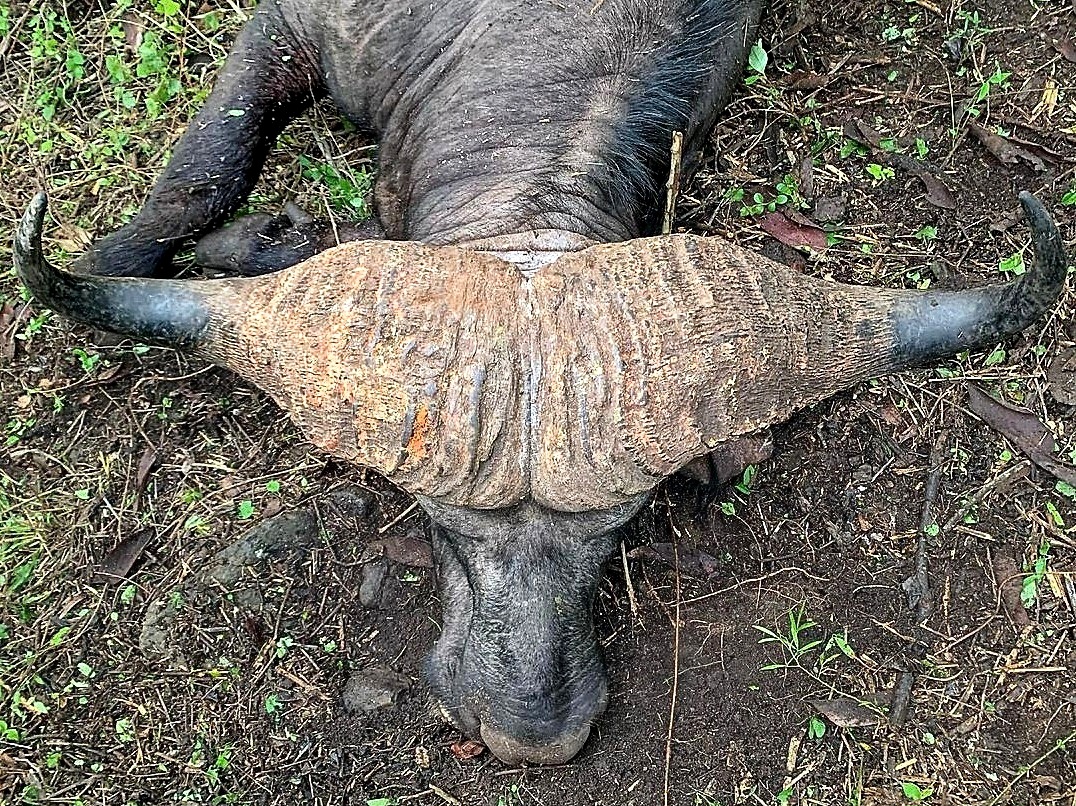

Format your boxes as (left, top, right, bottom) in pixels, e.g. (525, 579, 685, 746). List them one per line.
(479, 723, 592, 765)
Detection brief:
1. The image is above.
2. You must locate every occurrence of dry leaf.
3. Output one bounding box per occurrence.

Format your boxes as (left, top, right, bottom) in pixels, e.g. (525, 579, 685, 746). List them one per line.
(135, 445, 158, 495)
(121, 12, 143, 53)
(760, 212, 828, 251)
(913, 168, 957, 210)
(967, 384, 1076, 485)
(992, 546, 1032, 629)
(450, 740, 486, 760)
(806, 697, 884, 728)
(1048, 347, 1076, 406)
(632, 542, 721, 578)
(95, 529, 153, 582)
(1, 301, 18, 360)
(968, 122, 1057, 172)
(1055, 36, 1076, 63)
(371, 535, 433, 568)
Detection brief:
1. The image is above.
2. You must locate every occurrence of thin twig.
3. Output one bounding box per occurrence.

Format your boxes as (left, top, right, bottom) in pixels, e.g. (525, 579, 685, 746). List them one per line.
(890, 432, 948, 728)
(662, 130, 684, 235)
(621, 540, 639, 617)
(663, 512, 682, 806)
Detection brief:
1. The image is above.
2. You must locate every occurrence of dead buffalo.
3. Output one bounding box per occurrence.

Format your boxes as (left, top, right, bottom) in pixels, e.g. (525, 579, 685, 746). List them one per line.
(14, 0, 1067, 766)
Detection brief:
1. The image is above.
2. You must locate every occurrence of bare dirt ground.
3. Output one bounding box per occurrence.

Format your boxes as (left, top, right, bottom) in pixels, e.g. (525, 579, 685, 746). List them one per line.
(1, 1, 1074, 805)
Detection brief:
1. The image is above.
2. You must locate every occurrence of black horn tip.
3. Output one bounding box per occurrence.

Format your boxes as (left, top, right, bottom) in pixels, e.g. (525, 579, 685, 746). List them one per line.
(1018, 190, 1051, 232)
(1017, 190, 1066, 285)
(14, 192, 55, 297)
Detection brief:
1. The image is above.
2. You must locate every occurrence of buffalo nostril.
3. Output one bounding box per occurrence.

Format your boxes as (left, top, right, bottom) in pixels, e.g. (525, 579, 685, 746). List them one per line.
(479, 723, 591, 766)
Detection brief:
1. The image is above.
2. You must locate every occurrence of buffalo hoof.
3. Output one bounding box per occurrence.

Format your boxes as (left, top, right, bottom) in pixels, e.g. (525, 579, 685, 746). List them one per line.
(194, 205, 383, 275)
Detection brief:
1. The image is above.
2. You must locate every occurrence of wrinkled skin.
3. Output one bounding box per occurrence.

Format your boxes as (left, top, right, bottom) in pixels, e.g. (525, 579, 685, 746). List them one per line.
(67, 0, 764, 763)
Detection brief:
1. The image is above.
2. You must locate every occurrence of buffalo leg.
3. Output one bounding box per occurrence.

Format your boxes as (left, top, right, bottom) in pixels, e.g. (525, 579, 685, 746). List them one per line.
(76, 5, 324, 278)
(193, 204, 384, 276)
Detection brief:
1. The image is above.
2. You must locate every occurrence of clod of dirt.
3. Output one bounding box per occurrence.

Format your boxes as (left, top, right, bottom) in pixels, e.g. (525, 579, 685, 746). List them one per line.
(812, 195, 847, 223)
(341, 666, 411, 712)
(1047, 348, 1076, 406)
(140, 508, 321, 661)
(324, 486, 377, 522)
(204, 509, 319, 588)
(359, 560, 389, 608)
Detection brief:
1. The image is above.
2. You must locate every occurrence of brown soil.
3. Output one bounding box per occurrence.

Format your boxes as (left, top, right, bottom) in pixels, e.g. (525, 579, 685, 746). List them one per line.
(1, 0, 1074, 805)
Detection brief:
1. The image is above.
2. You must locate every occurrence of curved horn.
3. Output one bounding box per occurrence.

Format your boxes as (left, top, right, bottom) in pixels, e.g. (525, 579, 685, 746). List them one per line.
(892, 191, 1067, 365)
(15, 193, 214, 350)
(526, 192, 1067, 509)
(14, 193, 527, 509)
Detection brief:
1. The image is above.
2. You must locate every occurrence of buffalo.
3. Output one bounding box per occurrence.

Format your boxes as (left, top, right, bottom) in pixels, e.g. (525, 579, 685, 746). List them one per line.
(14, 0, 1067, 765)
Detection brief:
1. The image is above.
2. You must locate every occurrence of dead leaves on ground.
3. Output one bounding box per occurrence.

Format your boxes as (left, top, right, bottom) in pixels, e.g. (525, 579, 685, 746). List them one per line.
(968, 121, 1063, 172)
(966, 384, 1076, 486)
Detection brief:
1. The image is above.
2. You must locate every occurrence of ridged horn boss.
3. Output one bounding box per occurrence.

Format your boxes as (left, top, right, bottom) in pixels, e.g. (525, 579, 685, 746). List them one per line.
(15, 192, 1066, 511)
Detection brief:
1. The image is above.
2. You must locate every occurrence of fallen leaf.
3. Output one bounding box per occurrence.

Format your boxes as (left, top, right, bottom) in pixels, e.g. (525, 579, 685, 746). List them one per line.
(967, 384, 1076, 485)
(968, 122, 1057, 172)
(0, 301, 19, 360)
(1055, 36, 1076, 63)
(679, 432, 774, 486)
(1048, 348, 1076, 406)
(121, 11, 143, 52)
(760, 212, 828, 251)
(798, 156, 815, 200)
(848, 121, 956, 209)
(56, 221, 91, 254)
(806, 697, 884, 728)
(95, 529, 153, 582)
(135, 446, 158, 495)
(632, 542, 721, 578)
(371, 535, 433, 568)
(913, 168, 957, 210)
(992, 546, 1032, 630)
(787, 70, 831, 90)
(450, 740, 486, 760)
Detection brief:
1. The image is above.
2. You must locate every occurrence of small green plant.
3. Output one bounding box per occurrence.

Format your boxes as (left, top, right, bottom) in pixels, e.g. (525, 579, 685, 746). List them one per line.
(366, 799, 394, 806)
(497, 784, 521, 806)
(914, 225, 938, 243)
(264, 693, 283, 715)
(1021, 541, 1051, 607)
(1061, 184, 1076, 206)
(274, 636, 293, 659)
(967, 65, 1010, 116)
(115, 717, 135, 743)
(265, 479, 281, 494)
(72, 345, 102, 373)
(745, 40, 768, 84)
(237, 500, 255, 520)
(755, 605, 822, 669)
(998, 252, 1026, 275)
(807, 715, 826, 739)
(866, 163, 895, 183)
(298, 155, 372, 214)
(734, 465, 756, 495)
(901, 781, 933, 802)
